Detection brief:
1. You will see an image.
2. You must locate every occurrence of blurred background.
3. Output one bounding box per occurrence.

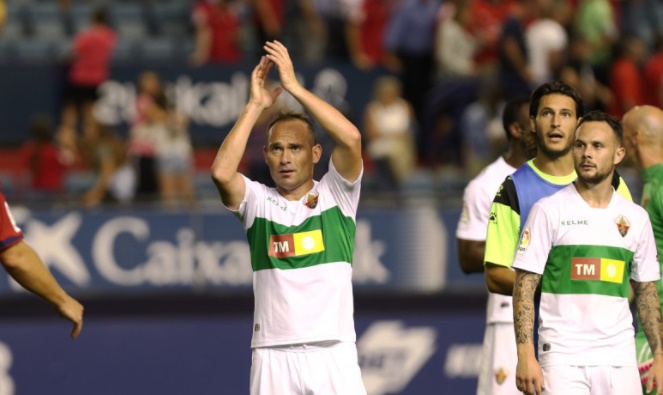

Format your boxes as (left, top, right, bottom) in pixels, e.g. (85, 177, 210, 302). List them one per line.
(0, 0, 660, 393)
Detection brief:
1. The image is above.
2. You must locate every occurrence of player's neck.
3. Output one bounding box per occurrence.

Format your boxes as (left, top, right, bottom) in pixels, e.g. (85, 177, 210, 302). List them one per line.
(574, 177, 614, 208)
(276, 180, 315, 201)
(532, 152, 574, 177)
(504, 146, 530, 169)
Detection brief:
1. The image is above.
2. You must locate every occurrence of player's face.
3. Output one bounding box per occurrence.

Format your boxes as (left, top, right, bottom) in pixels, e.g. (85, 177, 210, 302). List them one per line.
(573, 121, 625, 186)
(531, 94, 579, 160)
(264, 119, 321, 196)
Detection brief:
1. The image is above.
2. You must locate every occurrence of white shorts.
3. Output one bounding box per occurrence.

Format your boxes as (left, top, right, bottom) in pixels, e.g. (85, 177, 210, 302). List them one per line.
(477, 322, 519, 395)
(250, 341, 367, 395)
(542, 365, 641, 395)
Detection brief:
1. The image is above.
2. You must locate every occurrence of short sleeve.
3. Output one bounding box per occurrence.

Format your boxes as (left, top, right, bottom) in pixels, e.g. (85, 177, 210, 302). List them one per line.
(512, 202, 553, 275)
(0, 192, 23, 251)
(631, 216, 661, 283)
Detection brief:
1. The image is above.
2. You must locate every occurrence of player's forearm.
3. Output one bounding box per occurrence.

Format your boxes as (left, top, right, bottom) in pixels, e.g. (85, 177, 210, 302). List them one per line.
(457, 239, 485, 274)
(211, 103, 263, 185)
(635, 281, 663, 354)
(1, 241, 70, 307)
(286, 83, 361, 151)
(513, 269, 540, 347)
(485, 263, 516, 295)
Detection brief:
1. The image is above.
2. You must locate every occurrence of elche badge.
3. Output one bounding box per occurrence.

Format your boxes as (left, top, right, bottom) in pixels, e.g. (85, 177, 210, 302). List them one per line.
(304, 191, 319, 209)
(614, 215, 630, 237)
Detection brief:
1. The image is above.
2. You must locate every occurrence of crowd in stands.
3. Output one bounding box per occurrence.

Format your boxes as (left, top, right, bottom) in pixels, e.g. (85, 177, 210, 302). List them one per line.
(0, 0, 663, 205)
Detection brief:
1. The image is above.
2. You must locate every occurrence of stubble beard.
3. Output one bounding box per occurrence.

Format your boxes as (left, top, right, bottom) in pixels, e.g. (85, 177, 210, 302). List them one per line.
(538, 139, 573, 161)
(577, 166, 613, 186)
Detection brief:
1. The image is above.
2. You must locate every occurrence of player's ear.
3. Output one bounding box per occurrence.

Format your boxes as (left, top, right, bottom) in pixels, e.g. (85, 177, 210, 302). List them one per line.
(614, 145, 625, 165)
(312, 144, 322, 164)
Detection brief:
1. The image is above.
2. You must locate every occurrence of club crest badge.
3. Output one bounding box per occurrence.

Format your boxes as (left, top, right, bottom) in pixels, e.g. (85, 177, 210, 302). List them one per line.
(304, 192, 319, 209)
(495, 367, 508, 385)
(615, 215, 630, 237)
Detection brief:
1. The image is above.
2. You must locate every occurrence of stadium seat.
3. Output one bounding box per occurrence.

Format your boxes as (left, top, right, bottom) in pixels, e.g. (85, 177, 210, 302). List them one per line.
(25, 3, 67, 41)
(137, 38, 177, 61)
(149, 1, 191, 39)
(111, 40, 137, 63)
(3, 4, 27, 42)
(70, 3, 93, 34)
(110, 3, 148, 41)
(13, 39, 56, 62)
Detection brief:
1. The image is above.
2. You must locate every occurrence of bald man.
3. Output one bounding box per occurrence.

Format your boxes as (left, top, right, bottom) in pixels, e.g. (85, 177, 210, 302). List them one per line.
(623, 105, 663, 395)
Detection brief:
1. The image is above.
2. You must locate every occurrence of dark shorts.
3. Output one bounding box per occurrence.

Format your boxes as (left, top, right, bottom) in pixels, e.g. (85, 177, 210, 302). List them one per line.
(64, 83, 99, 106)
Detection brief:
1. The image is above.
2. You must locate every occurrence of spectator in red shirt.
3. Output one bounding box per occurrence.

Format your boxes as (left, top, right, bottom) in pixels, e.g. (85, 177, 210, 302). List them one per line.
(346, 0, 393, 70)
(190, 0, 242, 66)
(645, 34, 663, 108)
(19, 115, 68, 199)
(608, 36, 646, 118)
(469, 0, 517, 70)
(60, 6, 116, 133)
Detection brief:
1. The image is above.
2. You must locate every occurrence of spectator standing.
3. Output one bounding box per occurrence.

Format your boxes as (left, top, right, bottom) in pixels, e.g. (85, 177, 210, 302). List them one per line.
(60, 6, 116, 133)
(149, 93, 195, 208)
(496, 0, 537, 99)
(574, 0, 617, 85)
(608, 36, 646, 119)
(346, 0, 392, 70)
(469, 0, 517, 72)
(525, 0, 567, 86)
(364, 76, 417, 194)
(384, 0, 440, 127)
(129, 71, 162, 202)
(644, 35, 663, 108)
(18, 115, 68, 200)
(79, 119, 132, 207)
(190, 0, 243, 66)
(559, 31, 614, 112)
(435, 0, 481, 79)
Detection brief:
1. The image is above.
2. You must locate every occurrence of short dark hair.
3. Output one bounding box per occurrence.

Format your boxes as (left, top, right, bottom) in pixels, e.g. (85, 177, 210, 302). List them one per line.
(529, 80, 584, 119)
(267, 111, 317, 146)
(92, 6, 110, 26)
(577, 110, 623, 144)
(502, 96, 530, 140)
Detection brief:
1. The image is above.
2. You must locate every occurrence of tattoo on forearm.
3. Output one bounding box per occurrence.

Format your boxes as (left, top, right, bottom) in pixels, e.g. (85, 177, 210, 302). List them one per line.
(635, 281, 663, 354)
(513, 270, 541, 345)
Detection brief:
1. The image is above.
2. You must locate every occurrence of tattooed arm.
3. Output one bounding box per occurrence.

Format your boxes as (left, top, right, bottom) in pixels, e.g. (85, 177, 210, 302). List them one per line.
(634, 281, 663, 395)
(513, 269, 545, 395)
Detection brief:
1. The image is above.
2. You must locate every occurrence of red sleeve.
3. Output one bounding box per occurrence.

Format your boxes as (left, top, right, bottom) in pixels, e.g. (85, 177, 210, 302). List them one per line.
(0, 192, 23, 251)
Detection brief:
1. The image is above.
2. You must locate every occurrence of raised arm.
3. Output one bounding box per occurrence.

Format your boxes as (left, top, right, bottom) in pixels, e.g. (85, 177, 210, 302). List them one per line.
(1, 240, 83, 339)
(210, 57, 282, 209)
(264, 40, 363, 182)
(513, 268, 544, 395)
(634, 281, 663, 394)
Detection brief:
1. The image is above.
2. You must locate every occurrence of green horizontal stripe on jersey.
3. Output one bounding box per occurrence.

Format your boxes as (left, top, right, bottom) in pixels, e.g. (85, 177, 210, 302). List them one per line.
(542, 244, 633, 298)
(247, 206, 356, 271)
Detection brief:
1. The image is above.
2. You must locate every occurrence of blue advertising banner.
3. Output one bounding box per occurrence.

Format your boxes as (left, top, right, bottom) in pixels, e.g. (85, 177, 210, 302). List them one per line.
(0, 309, 486, 395)
(0, 204, 493, 296)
